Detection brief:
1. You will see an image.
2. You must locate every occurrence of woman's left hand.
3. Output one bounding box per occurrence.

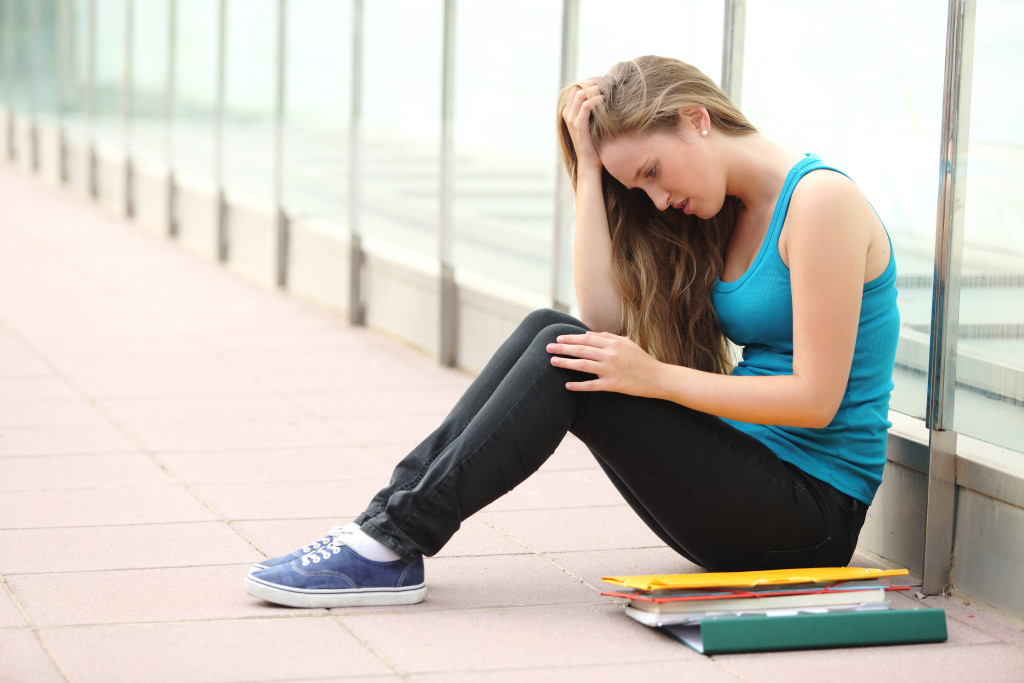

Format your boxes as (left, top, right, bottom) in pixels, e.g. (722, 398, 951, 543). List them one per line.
(547, 331, 665, 397)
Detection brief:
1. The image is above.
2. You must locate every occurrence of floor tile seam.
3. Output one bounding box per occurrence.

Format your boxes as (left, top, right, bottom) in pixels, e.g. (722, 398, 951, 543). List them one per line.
(330, 614, 409, 679)
(0, 449, 142, 461)
(334, 599, 620, 621)
(0, 519, 234, 534)
(1, 561, 262, 578)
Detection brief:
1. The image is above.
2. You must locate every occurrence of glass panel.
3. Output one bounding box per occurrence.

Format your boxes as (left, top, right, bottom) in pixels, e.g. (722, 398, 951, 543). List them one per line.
(221, 0, 275, 205)
(171, 0, 218, 188)
(358, 0, 443, 256)
(130, 0, 169, 172)
(33, 0, 60, 125)
(743, 0, 947, 421)
(449, 1, 561, 294)
(952, 0, 1024, 451)
(60, 0, 91, 147)
(577, 0, 723, 89)
(93, 0, 126, 157)
(281, 0, 352, 225)
(8, 0, 31, 114)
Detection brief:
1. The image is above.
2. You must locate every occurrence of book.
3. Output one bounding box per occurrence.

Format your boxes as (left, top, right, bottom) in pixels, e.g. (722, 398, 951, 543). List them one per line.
(659, 608, 948, 654)
(623, 599, 893, 628)
(620, 585, 890, 617)
(602, 566, 909, 592)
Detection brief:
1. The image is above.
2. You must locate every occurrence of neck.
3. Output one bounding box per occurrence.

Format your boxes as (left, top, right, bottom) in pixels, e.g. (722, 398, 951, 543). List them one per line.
(719, 133, 803, 213)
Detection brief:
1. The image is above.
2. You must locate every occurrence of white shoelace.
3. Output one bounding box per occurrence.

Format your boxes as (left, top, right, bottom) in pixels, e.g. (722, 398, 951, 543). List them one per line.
(298, 525, 349, 554)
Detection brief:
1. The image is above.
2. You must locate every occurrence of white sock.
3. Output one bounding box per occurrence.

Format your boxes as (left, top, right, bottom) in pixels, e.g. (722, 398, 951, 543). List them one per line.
(340, 524, 402, 562)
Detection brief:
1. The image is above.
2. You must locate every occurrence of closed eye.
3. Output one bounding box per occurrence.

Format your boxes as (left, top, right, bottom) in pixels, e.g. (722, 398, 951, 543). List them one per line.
(644, 166, 656, 179)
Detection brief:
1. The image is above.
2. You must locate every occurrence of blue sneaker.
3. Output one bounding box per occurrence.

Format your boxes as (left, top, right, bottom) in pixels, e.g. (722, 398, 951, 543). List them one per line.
(243, 539, 427, 608)
(249, 525, 352, 572)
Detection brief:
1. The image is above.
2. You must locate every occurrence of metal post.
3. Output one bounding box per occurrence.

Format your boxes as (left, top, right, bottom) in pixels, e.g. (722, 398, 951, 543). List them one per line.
(347, 0, 365, 325)
(28, 0, 39, 171)
(273, 0, 288, 288)
(3, 0, 13, 161)
(124, 0, 134, 217)
(166, 0, 177, 236)
(438, 0, 457, 367)
(56, 0, 69, 183)
(214, 0, 227, 261)
(550, 0, 578, 314)
(922, 0, 975, 596)
(720, 0, 746, 105)
(86, 0, 97, 198)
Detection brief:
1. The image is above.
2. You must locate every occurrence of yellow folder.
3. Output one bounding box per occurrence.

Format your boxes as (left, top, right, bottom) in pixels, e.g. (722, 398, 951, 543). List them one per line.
(602, 566, 908, 592)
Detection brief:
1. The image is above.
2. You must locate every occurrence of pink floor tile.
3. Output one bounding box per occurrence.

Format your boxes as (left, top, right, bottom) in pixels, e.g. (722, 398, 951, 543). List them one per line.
(125, 416, 354, 452)
(341, 602, 694, 674)
(192, 478, 383, 521)
(0, 522, 261, 574)
(40, 617, 393, 683)
(408, 659, 742, 683)
(0, 452, 175, 491)
(0, 583, 28, 627)
(545, 547, 702, 592)
(478, 505, 665, 554)
(0, 422, 139, 457)
(0, 376, 80, 400)
(0, 396, 111, 426)
(0, 629, 65, 683)
(0, 485, 218, 529)
(155, 444, 390, 484)
(9, 563, 322, 626)
(95, 393, 306, 425)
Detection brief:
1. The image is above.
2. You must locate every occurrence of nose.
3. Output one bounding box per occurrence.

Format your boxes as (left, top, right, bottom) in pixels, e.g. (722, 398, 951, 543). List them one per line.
(646, 188, 670, 211)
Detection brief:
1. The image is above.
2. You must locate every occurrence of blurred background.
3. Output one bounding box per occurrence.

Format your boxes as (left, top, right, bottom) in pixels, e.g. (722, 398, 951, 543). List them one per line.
(1, 0, 1021, 455)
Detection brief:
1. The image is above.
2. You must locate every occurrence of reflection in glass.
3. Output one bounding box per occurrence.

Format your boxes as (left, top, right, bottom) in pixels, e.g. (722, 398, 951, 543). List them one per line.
(281, 0, 352, 225)
(451, 0, 561, 294)
(221, 0, 275, 205)
(743, 0, 947, 421)
(171, 0, 218, 189)
(33, 0, 60, 126)
(358, 0, 443, 256)
(952, 0, 1024, 451)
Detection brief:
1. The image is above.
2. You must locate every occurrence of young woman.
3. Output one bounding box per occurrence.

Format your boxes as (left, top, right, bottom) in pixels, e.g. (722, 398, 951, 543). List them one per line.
(244, 55, 899, 609)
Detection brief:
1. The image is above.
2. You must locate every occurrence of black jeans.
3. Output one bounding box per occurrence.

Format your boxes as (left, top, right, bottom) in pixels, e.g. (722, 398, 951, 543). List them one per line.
(356, 309, 868, 571)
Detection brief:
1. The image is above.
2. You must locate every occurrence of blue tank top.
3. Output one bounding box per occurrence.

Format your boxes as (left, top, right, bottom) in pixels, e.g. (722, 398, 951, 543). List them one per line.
(711, 154, 899, 505)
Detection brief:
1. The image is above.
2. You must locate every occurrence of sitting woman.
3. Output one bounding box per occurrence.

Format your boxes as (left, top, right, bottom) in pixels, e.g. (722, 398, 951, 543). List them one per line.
(244, 55, 899, 609)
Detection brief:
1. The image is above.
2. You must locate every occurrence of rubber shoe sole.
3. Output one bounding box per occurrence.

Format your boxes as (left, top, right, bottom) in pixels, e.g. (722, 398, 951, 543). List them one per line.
(244, 573, 427, 608)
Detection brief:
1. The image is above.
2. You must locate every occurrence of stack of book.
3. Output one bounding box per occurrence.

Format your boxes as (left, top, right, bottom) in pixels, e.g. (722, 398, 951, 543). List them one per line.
(601, 567, 947, 654)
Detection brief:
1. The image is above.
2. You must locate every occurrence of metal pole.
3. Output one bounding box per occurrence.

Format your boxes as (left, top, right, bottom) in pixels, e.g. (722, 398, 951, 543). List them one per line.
(57, 0, 69, 183)
(87, 0, 97, 197)
(166, 0, 178, 236)
(124, 0, 134, 216)
(347, 0, 365, 325)
(215, 0, 227, 261)
(438, 0, 457, 367)
(720, 0, 746, 105)
(550, 0, 578, 314)
(273, 0, 288, 287)
(3, 0, 13, 161)
(922, 0, 975, 596)
(28, 0, 39, 170)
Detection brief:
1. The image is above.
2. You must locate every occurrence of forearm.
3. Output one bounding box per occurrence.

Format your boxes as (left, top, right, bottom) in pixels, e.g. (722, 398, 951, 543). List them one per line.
(655, 365, 840, 429)
(572, 170, 623, 333)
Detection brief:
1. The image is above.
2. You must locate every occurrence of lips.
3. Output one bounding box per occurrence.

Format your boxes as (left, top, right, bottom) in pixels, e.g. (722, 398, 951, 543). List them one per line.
(673, 199, 689, 213)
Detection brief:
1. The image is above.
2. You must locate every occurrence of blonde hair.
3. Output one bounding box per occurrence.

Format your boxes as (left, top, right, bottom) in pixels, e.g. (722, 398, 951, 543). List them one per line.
(557, 56, 756, 373)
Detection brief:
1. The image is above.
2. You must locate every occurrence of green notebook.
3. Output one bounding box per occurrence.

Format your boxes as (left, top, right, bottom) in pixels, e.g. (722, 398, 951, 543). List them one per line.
(660, 608, 947, 655)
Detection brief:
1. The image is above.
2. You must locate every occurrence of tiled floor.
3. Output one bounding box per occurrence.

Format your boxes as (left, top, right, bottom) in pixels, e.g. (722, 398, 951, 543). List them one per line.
(1, 162, 1023, 682)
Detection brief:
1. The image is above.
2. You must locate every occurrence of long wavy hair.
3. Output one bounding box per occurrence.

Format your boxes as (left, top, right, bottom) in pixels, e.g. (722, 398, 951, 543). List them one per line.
(557, 56, 757, 374)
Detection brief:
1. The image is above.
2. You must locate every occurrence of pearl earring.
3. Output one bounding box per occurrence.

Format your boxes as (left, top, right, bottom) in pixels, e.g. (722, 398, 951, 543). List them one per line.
(701, 129, 708, 137)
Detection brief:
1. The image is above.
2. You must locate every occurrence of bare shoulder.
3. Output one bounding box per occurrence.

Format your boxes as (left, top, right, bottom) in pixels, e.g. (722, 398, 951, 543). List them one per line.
(781, 169, 890, 280)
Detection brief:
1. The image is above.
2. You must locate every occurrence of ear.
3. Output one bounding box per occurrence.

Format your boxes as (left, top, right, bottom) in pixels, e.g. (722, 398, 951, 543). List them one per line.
(677, 106, 710, 136)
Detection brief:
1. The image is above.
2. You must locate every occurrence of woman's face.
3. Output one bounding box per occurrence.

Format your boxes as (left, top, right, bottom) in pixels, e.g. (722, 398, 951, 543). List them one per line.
(599, 123, 723, 219)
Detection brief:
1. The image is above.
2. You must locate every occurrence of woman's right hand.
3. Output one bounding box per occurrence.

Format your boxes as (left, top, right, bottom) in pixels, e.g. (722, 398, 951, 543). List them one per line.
(561, 81, 604, 175)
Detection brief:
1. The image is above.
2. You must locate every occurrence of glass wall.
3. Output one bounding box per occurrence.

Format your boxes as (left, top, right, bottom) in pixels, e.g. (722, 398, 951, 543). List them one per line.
(743, 0, 948, 422)
(130, 0, 170, 174)
(0, 0, 1020, 455)
(357, 0, 443, 258)
(451, 1, 562, 294)
(171, 0, 218, 191)
(281, 0, 352, 224)
(953, 0, 1024, 451)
